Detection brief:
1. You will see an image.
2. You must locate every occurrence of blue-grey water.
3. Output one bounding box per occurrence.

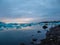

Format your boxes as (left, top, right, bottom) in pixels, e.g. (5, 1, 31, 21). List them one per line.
(0, 23, 60, 45)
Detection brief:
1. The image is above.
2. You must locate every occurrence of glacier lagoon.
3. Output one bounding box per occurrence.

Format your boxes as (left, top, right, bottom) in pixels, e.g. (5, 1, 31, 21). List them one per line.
(0, 22, 60, 45)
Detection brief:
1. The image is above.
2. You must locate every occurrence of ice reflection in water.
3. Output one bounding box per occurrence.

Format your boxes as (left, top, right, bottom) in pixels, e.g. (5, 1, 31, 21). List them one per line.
(0, 22, 60, 45)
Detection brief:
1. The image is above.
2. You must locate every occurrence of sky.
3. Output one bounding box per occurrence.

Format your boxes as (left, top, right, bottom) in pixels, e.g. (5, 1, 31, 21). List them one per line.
(0, 0, 60, 23)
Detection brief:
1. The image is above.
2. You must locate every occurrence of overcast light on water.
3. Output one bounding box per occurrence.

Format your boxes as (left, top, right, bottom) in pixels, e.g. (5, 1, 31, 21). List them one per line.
(0, 0, 60, 45)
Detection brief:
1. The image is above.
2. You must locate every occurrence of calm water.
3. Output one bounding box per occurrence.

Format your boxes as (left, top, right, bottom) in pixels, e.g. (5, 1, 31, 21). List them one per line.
(0, 23, 60, 45)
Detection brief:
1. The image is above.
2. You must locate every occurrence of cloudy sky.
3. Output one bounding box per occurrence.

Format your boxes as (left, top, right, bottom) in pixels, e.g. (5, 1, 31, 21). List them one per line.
(0, 0, 60, 23)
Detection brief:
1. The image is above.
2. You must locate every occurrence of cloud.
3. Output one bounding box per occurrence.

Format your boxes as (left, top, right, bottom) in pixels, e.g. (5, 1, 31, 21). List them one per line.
(0, 0, 60, 22)
(1, 18, 38, 23)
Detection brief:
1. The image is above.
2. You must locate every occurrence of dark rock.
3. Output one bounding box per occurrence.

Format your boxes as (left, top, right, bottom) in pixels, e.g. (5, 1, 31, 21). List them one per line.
(40, 25, 60, 45)
(32, 35, 34, 36)
(32, 38, 37, 42)
(43, 25, 48, 29)
(37, 31, 41, 33)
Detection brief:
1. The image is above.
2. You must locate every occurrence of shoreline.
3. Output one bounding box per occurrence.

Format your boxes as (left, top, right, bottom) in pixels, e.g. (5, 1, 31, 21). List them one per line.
(40, 25, 60, 45)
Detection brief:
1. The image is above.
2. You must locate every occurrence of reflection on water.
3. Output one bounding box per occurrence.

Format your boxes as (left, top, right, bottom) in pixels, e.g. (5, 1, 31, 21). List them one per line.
(0, 22, 60, 45)
(0, 30, 46, 45)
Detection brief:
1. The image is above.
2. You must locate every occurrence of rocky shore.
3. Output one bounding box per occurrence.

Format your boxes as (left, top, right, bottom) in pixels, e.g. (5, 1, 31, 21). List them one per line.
(40, 25, 60, 45)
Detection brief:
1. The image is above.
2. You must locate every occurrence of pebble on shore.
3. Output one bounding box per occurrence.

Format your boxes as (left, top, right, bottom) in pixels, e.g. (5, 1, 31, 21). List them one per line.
(40, 25, 60, 45)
